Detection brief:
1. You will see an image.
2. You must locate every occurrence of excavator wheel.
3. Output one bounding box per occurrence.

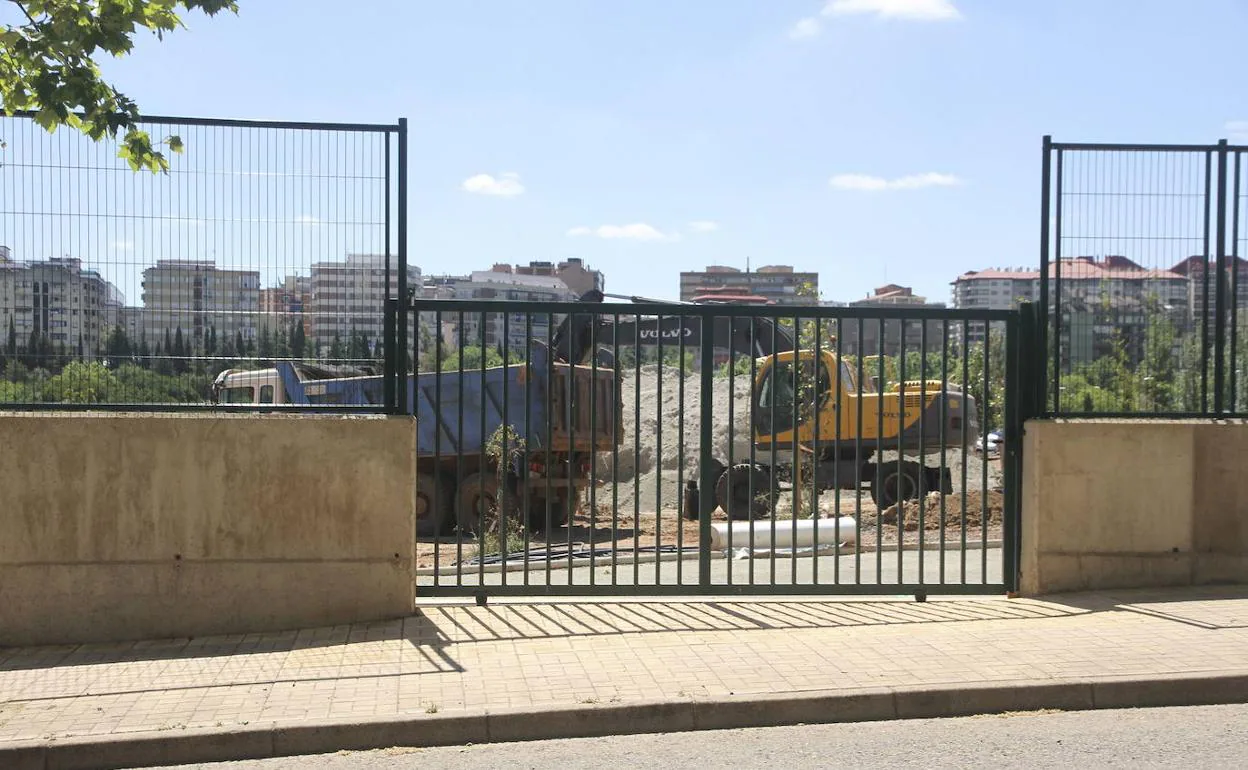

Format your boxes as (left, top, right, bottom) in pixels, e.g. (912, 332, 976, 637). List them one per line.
(526, 489, 574, 532)
(715, 464, 773, 521)
(870, 460, 924, 510)
(416, 473, 453, 539)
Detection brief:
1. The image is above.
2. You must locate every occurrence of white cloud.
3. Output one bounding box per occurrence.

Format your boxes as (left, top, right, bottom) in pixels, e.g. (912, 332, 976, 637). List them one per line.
(829, 172, 964, 191)
(789, 17, 822, 39)
(295, 214, 322, 226)
(566, 223, 672, 241)
(1226, 121, 1248, 142)
(111, 239, 134, 251)
(822, 0, 961, 21)
(688, 220, 719, 233)
(461, 172, 526, 197)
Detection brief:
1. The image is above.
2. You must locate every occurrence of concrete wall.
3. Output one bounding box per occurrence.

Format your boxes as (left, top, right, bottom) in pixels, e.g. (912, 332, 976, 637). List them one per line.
(1021, 419, 1248, 595)
(0, 413, 416, 647)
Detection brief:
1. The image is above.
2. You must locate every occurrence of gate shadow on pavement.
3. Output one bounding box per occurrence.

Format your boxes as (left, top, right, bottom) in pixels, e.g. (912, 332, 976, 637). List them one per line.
(406, 598, 1081, 646)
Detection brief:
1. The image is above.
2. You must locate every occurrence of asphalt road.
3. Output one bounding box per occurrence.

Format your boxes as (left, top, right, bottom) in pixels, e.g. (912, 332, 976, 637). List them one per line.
(171, 703, 1248, 769)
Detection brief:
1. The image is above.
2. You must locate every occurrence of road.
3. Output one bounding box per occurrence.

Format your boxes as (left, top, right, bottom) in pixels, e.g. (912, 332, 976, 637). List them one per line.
(171, 704, 1248, 769)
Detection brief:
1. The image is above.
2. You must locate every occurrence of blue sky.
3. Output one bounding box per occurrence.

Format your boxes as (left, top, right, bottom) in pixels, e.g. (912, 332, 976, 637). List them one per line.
(53, 0, 1248, 303)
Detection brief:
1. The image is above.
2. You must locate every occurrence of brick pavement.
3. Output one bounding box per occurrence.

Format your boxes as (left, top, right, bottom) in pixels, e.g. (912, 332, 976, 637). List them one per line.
(1, 587, 1246, 746)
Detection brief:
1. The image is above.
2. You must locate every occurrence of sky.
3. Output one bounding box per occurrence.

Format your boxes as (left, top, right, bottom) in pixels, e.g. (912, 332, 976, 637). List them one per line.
(11, 0, 1248, 305)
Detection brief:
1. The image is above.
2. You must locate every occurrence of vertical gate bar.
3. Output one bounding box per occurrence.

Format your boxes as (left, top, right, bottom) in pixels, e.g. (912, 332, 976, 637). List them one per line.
(478, 311, 487, 588)
(567, 309, 577, 586)
(791, 314, 800, 586)
(653, 313, 662, 587)
(1215, 140, 1230, 414)
(698, 308, 716, 589)
(545, 312, 555, 585)
(611, 311, 622, 584)
(455, 314, 466, 585)
(770, 318, 779, 587)
(434, 309, 444, 585)
(727, 316, 736, 586)
(855, 317, 864, 584)
(396, 118, 409, 415)
(813, 315, 823, 586)
(590, 306, 600, 588)
(677, 313, 686, 586)
(749, 318, 759, 587)
(896, 320, 906, 587)
(1039, 136, 1052, 414)
(919, 320, 929, 586)
(1003, 310, 1021, 594)
(1202, 150, 1213, 414)
(501, 310, 511, 588)
(1232, 152, 1242, 412)
(1052, 148, 1064, 414)
(981, 322, 991, 583)
(632, 312, 642, 587)
(939, 319, 949, 585)
(876, 321, 885, 584)
(524, 312, 533, 587)
(961, 322, 971, 583)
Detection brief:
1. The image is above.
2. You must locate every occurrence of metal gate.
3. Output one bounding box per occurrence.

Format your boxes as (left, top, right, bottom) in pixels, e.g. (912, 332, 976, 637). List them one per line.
(403, 298, 1029, 599)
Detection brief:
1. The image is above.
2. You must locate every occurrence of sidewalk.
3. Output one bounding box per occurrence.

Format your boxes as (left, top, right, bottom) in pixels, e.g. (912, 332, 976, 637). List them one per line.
(2, 586, 1247, 769)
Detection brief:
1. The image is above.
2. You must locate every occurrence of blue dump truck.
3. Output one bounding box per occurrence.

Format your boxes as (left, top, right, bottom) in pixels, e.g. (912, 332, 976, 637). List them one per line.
(211, 343, 622, 537)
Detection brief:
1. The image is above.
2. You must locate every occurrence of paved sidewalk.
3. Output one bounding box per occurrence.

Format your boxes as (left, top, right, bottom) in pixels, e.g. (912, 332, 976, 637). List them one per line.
(2, 586, 1247, 768)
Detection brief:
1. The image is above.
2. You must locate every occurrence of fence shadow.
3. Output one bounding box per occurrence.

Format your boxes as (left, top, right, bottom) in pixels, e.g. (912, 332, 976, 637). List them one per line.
(1036, 585, 1248, 630)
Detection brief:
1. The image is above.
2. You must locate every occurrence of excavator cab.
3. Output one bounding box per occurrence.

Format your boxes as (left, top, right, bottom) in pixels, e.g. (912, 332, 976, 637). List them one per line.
(752, 350, 842, 444)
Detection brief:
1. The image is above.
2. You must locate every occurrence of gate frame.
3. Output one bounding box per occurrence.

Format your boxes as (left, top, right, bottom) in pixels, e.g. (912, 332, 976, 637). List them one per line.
(406, 298, 1028, 600)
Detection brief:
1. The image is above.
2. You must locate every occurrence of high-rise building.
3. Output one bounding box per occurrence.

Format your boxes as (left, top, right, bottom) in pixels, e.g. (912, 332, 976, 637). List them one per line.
(260, 275, 313, 336)
(140, 260, 260, 348)
(309, 253, 421, 352)
(512, 258, 605, 296)
(0, 254, 124, 357)
(679, 265, 818, 305)
(838, 285, 946, 356)
(431, 269, 577, 352)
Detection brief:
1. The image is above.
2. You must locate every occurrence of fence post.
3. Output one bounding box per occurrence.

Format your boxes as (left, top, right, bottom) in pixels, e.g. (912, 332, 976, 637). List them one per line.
(396, 117, 410, 414)
(383, 297, 397, 414)
(1038, 136, 1052, 417)
(1214, 139, 1229, 414)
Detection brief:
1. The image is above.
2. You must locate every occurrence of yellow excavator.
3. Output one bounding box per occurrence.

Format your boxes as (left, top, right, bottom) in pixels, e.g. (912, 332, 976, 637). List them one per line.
(705, 344, 978, 519)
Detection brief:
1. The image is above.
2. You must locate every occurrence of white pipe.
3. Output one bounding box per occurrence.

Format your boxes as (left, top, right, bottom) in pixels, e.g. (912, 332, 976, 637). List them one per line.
(710, 517, 857, 551)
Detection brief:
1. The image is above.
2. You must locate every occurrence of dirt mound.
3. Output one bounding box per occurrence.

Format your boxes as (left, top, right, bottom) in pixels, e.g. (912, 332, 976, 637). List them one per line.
(869, 489, 1004, 531)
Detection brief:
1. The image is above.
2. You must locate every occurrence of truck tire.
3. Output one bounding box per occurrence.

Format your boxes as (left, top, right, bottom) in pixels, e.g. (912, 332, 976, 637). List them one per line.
(870, 461, 923, 510)
(456, 472, 507, 535)
(715, 464, 773, 520)
(527, 490, 573, 532)
(416, 473, 452, 539)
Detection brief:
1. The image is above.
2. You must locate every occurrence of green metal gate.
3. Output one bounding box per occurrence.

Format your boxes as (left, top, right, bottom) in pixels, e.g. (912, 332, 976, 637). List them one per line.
(402, 297, 1031, 600)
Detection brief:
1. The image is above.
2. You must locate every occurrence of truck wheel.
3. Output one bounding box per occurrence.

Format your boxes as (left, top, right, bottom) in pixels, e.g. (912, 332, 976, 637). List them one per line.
(527, 490, 573, 532)
(870, 461, 923, 510)
(456, 472, 508, 534)
(416, 473, 452, 539)
(715, 464, 772, 520)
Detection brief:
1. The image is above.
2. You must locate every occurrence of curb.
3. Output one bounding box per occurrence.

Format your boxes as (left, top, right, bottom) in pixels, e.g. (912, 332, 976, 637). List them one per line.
(5, 671, 1247, 770)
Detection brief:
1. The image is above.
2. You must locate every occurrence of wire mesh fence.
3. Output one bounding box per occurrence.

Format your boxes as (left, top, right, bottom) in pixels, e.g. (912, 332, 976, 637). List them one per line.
(0, 113, 404, 409)
(1042, 138, 1248, 416)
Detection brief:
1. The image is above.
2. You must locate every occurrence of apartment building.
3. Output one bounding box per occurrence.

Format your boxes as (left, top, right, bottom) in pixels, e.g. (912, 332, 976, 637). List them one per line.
(259, 275, 313, 336)
(837, 285, 946, 356)
(310, 253, 421, 351)
(140, 260, 261, 347)
(434, 269, 577, 352)
(512, 258, 604, 296)
(0, 252, 124, 357)
(679, 265, 818, 306)
(951, 256, 1190, 361)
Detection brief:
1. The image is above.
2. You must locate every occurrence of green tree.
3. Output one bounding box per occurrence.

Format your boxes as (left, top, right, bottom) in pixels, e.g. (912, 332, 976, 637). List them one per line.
(41, 360, 115, 403)
(442, 345, 503, 371)
(5, 315, 16, 361)
(104, 324, 131, 368)
(289, 321, 306, 359)
(1, 0, 239, 171)
(327, 333, 346, 362)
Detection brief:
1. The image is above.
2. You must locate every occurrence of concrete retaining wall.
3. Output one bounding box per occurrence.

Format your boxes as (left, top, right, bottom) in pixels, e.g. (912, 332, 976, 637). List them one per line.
(0, 412, 416, 647)
(1021, 419, 1248, 595)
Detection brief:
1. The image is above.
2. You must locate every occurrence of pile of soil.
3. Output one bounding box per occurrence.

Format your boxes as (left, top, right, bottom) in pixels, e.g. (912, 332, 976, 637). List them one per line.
(870, 489, 1005, 532)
